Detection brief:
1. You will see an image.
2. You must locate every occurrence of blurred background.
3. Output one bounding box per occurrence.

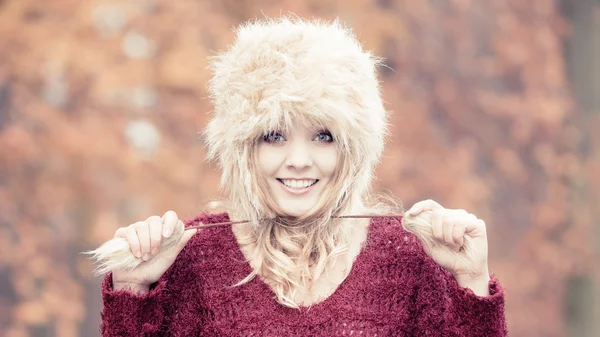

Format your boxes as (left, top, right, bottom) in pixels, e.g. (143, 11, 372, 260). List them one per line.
(0, 0, 598, 336)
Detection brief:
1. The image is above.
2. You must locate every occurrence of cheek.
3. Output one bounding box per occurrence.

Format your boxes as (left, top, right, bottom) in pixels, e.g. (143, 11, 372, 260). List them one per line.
(257, 145, 279, 176)
(321, 148, 338, 177)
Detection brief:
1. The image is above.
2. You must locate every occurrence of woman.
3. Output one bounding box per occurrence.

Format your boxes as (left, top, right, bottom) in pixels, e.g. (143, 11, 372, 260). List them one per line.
(98, 17, 507, 336)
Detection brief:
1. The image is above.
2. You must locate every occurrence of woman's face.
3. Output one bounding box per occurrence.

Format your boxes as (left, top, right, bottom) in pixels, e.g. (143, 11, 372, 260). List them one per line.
(257, 123, 338, 218)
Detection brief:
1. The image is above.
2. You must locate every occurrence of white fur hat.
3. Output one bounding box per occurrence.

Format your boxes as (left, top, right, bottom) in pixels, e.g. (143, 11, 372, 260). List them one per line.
(204, 16, 388, 220)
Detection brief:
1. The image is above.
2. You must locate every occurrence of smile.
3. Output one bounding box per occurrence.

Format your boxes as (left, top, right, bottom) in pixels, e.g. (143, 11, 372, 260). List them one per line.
(276, 179, 318, 194)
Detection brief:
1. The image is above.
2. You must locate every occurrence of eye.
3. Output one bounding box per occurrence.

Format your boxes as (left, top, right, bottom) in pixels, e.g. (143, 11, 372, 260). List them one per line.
(313, 130, 334, 143)
(263, 131, 285, 143)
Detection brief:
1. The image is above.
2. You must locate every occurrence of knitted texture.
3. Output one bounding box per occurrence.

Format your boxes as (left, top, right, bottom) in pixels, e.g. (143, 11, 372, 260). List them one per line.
(100, 213, 507, 336)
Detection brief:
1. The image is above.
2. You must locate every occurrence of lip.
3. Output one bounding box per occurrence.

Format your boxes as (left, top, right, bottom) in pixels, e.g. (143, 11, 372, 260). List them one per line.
(277, 178, 318, 195)
(278, 178, 316, 180)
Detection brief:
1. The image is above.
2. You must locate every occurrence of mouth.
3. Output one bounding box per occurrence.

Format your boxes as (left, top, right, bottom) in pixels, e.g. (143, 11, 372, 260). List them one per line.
(276, 178, 319, 194)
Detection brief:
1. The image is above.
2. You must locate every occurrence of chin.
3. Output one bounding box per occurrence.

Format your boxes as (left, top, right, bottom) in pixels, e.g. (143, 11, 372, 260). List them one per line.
(278, 203, 317, 218)
(279, 209, 311, 218)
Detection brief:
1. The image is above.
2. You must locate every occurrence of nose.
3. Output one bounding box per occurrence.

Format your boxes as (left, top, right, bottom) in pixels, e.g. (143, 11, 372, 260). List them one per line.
(284, 139, 313, 170)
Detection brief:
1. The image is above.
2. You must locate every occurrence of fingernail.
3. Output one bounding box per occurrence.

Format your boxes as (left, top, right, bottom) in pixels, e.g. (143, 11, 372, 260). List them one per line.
(142, 253, 150, 261)
(135, 251, 142, 258)
(162, 228, 170, 237)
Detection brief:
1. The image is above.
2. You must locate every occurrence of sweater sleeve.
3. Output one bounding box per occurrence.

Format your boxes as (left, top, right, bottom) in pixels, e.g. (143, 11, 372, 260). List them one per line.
(99, 213, 217, 336)
(412, 255, 508, 336)
(100, 272, 174, 336)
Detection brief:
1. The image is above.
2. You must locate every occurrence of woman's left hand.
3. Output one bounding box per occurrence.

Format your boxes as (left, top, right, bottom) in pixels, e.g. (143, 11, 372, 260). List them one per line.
(407, 200, 490, 291)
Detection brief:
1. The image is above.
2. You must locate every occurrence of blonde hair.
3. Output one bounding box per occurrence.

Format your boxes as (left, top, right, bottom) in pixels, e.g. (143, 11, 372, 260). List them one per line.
(203, 16, 396, 308)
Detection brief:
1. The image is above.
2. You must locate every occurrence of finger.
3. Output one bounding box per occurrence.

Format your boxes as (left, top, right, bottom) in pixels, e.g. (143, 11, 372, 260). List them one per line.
(465, 212, 477, 222)
(162, 210, 178, 238)
(174, 228, 197, 254)
(452, 221, 466, 251)
(407, 200, 428, 216)
(176, 220, 185, 235)
(406, 203, 420, 217)
(114, 227, 127, 239)
(431, 210, 444, 242)
(147, 216, 163, 255)
(134, 221, 151, 261)
(442, 214, 457, 249)
(408, 199, 444, 216)
(124, 226, 142, 258)
(465, 218, 487, 237)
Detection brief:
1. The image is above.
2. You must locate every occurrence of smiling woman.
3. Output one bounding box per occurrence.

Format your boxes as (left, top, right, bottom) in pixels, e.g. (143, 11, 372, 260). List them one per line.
(92, 16, 508, 337)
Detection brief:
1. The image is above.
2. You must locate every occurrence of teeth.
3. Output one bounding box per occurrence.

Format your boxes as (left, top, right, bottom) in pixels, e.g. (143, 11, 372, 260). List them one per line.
(281, 179, 317, 189)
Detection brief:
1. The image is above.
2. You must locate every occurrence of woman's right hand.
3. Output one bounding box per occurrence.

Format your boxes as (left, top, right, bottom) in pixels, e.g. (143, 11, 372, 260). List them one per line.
(111, 210, 197, 293)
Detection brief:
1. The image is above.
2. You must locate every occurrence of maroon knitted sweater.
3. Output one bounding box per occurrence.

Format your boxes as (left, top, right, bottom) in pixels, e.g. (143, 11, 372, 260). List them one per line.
(101, 213, 507, 336)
